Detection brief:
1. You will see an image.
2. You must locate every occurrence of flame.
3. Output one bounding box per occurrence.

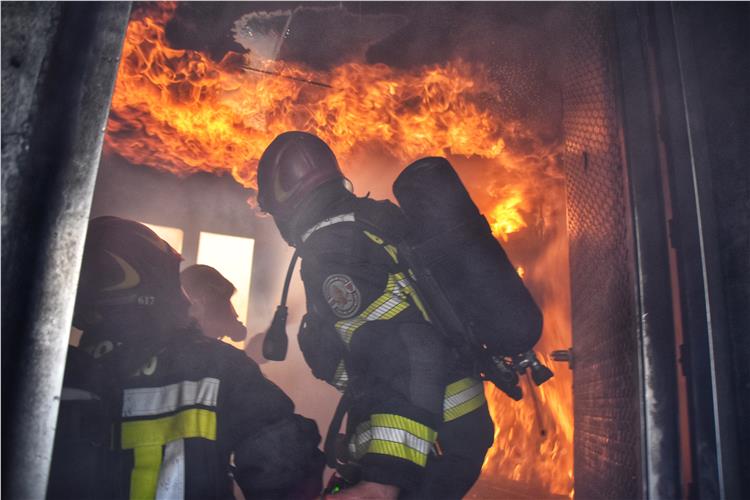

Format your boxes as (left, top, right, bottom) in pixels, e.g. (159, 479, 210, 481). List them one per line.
(106, 2, 515, 189)
(479, 222, 573, 496)
(105, 3, 573, 497)
(490, 188, 528, 241)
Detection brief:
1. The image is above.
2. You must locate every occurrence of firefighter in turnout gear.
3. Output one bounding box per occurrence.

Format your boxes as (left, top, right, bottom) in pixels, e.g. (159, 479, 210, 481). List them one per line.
(257, 132, 495, 499)
(181, 264, 248, 343)
(63, 216, 324, 499)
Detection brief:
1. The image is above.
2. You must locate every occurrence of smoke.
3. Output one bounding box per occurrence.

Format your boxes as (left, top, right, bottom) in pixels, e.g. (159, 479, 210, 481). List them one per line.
(232, 5, 408, 68)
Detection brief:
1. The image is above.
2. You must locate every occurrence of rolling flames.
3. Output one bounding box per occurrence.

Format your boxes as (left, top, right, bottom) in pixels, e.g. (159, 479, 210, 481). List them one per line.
(105, 3, 573, 497)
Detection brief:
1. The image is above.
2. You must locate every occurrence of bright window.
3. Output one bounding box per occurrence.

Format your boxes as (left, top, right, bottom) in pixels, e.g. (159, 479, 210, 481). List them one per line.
(196, 231, 255, 348)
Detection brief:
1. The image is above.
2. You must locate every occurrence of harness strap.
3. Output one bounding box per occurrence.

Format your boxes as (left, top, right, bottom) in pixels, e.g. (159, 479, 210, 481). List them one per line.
(324, 387, 355, 468)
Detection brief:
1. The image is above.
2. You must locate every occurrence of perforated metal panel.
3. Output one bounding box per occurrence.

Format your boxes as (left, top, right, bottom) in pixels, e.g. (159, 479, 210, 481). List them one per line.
(562, 6, 642, 499)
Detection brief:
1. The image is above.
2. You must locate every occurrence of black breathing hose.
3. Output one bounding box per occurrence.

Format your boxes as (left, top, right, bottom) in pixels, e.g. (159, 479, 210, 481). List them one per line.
(262, 250, 299, 361)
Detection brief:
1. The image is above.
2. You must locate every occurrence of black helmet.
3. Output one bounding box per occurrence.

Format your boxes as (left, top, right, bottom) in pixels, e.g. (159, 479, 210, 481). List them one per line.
(73, 216, 188, 335)
(257, 131, 345, 218)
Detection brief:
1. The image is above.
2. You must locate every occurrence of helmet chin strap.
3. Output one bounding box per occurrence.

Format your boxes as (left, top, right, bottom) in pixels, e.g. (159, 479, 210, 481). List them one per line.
(262, 249, 299, 361)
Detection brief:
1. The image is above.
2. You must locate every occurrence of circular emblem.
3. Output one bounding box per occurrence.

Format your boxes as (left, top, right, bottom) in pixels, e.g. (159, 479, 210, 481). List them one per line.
(323, 274, 361, 319)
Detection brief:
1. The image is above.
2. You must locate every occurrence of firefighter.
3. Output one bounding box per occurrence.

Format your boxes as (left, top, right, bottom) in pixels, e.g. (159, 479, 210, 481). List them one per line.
(64, 216, 324, 499)
(181, 264, 247, 343)
(257, 132, 495, 499)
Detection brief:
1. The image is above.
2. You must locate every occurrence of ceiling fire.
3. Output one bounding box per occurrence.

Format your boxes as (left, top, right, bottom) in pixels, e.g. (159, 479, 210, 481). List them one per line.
(103, 2, 573, 497)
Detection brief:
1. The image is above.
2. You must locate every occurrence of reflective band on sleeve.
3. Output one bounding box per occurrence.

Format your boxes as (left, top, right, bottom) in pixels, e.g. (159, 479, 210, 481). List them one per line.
(370, 425, 432, 455)
(301, 213, 355, 242)
(130, 445, 162, 500)
(443, 378, 486, 422)
(348, 414, 437, 467)
(368, 440, 429, 467)
(123, 378, 220, 417)
(445, 377, 477, 397)
(370, 414, 436, 441)
(122, 408, 217, 449)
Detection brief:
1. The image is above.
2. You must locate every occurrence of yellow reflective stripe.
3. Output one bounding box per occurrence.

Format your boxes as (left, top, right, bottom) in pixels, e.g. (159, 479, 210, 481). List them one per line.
(335, 318, 367, 343)
(384, 244, 399, 264)
(122, 408, 217, 449)
(369, 439, 429, 467)
(444, 393, 486, 423)
(445, 377, 477, 397)
(370, 414, 437, 442)
(349, 416, 437, 467)
(363, 229, 400, 264)
(130, 445, 161, 500)
(375, 301, 410, 320)
(443, 378, 486, 422)
(362, 229, 431, 322)
(393, 272, 429, 321)
(363, 230, 384, 245)
(406, 284, 430, 321)
(334, 273, 411, 343)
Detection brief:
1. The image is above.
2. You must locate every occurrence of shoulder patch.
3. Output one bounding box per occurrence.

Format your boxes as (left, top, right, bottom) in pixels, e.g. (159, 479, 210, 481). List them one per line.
(322, 274, 361, 318)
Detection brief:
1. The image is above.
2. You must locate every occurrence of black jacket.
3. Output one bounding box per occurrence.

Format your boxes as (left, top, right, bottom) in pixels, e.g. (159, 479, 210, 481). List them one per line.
(57, 328, 324, 500)
(296, 196, 489, 492)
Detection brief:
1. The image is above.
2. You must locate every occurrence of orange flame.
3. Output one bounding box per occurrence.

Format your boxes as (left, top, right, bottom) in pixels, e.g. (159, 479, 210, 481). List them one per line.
(490, 188, 528, 241)
(105, 3, 572, 497)
(106, 2, 515, 189)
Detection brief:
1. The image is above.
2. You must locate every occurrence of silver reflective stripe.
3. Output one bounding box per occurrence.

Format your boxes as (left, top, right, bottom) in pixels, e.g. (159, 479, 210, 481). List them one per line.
(334, 272, 412, 343)
(122, 378, 220, 417)
(156, 439, 185, 500)
(372, 426, 432, 455)
(301, 213, 355, 242)
(349, 421, 373, 457)
(348, 422, 432, 458)
(443, 381, 484, 412)
(332, 360, 349, 392)
(363, 295, 405, 320)
(61, 387, 100, 401)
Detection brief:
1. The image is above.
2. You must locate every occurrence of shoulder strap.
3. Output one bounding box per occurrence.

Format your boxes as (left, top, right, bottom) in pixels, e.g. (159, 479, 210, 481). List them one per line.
(323, 389, 352, 468)
(351, 198, 410, 243)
